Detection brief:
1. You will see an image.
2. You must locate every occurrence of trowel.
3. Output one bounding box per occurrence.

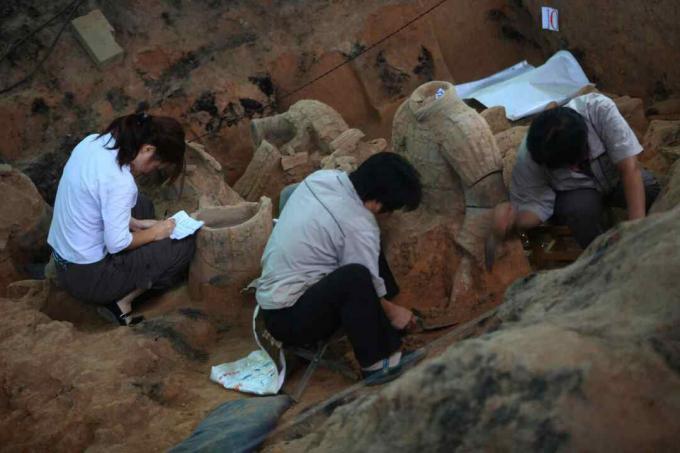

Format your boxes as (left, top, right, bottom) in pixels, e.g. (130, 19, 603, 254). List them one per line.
(484, 234, 498, 272)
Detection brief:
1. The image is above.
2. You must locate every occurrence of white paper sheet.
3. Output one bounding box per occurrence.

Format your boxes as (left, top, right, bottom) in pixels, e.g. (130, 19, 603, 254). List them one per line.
(455, 50, 591, 120)
(169, 210, 204, 240)
(455, 60, 535, 99)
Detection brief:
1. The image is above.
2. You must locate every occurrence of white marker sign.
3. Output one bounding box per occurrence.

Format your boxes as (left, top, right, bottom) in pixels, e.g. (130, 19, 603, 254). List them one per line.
(542, 6, 559, 31)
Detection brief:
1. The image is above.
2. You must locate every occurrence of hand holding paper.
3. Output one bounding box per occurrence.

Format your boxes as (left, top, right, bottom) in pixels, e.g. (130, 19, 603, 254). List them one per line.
(169, 210, 204, 240)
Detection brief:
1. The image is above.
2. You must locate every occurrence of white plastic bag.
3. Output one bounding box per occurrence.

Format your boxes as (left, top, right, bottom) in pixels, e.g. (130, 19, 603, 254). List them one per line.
(210, 350, 281, 395)
(210, 306, 286, 395)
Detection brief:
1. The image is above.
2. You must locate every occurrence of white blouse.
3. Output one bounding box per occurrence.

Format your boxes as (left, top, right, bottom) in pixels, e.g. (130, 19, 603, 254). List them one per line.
(48, 133, 137, 264)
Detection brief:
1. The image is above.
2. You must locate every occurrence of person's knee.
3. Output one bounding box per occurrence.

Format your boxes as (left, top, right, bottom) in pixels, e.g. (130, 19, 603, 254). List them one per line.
(556, 191, 602, 221)
(336, 263, 372, 282)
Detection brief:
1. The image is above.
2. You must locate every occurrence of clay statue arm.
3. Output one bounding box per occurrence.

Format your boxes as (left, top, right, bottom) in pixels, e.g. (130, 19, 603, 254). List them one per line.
(616, 156, 646, 220)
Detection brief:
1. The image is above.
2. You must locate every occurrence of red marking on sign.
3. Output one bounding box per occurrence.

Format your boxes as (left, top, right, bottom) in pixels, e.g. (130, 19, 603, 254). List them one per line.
(549, 10, 557, 30)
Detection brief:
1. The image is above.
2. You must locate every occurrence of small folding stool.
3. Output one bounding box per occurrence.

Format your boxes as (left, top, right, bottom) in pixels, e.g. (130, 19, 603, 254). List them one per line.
(253, 307, 357, 402)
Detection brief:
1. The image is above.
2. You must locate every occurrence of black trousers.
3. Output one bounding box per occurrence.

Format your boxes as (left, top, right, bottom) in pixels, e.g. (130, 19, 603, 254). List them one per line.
(56, 194, 196, 305)
(552, 169, 660, 248)
(261, 254, 402, 368)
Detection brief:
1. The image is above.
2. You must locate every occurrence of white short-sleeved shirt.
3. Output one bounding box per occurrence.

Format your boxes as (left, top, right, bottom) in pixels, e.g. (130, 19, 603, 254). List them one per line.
(48, 133, 137, 264)
(510, 93, 643, 221)
(255, 170, 386, 310)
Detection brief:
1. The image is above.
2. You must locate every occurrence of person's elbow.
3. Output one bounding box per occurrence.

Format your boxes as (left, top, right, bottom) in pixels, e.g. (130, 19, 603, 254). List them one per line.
(105, 231, 133, 254)
(616, 156, 640, 177)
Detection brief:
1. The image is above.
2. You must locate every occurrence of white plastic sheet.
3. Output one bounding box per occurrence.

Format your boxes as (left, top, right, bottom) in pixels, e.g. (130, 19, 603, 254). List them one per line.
(455, 50, 591, 120)
(210, 306, 286, 395)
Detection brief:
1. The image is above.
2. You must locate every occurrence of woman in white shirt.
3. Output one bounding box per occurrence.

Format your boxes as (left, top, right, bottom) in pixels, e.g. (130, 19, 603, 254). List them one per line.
(48, 111, 196, 325)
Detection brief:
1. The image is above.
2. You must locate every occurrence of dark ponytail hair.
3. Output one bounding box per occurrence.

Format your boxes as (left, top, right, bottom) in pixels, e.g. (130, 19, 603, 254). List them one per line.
(99, 109, 186, 182)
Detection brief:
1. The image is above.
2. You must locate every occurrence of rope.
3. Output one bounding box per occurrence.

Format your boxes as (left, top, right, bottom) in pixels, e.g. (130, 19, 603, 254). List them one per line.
(186, 0, 453, 143)
(1, 0, 453, 136)
(0, 0, 88, 95)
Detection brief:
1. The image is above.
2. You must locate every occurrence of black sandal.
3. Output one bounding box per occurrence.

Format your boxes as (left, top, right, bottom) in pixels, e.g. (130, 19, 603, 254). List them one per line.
(362, 348, 427, 386)
(97, 303, 144, 326)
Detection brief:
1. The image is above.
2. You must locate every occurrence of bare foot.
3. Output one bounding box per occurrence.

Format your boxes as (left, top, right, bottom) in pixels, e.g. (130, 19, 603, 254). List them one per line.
(381, 299, 415, 330)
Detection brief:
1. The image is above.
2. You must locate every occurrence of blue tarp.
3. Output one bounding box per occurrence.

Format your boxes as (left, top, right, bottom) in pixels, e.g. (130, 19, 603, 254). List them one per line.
(170, 395, 293, 453)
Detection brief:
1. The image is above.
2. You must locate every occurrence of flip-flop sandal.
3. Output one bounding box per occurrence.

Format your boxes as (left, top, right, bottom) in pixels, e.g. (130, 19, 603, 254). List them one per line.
(97, 303, 144, 326)
(362, 348, 427, 386)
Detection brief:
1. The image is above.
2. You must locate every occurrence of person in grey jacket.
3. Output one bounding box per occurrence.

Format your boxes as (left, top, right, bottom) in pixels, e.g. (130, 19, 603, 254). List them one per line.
(256, 152, 425, 384)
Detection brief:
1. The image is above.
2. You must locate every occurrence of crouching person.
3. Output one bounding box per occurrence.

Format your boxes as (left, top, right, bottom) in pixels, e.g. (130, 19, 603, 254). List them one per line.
(256, 152, 425, 384)
(492, 93, 660, 249)
(47, 112, 196, 326)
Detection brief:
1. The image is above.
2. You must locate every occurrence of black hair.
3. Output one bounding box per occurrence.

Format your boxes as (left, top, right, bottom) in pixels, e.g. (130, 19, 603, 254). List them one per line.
(526, 106, 589, 169)
(349, 152, 422, 213)
(99, 109, 186, 182)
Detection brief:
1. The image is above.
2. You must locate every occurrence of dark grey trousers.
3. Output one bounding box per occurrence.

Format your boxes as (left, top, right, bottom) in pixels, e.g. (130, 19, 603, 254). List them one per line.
(55, 194, 196, 305)
(552, 169, 660, 248)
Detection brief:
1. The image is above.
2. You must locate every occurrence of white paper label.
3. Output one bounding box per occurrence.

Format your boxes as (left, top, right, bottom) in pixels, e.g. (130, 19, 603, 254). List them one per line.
(542, 6, 559, 31)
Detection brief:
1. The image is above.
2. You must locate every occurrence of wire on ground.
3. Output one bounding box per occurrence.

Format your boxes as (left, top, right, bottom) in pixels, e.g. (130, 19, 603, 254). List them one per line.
(186, 0, 452, 143)
(0, 0, 88, 95)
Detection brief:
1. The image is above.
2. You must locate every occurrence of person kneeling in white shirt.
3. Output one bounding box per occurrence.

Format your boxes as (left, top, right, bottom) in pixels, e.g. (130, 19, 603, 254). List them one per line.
(48, 111, 196, 325)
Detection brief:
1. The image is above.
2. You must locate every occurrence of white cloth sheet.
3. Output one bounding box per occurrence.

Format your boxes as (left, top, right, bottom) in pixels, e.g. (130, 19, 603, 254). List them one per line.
(455, 50, 591, 120)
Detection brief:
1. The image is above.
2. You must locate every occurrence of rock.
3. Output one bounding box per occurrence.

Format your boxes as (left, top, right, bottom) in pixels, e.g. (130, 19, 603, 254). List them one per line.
(389, 81, 529, 322)
(273, 205, 680, 452)
(612, 95, 648, 140)
(0, 283, 241, 451)
(281, 152, 314, 183)
(238, 100, 354, 206)
(238, 102, 388, 207)
(188, 197, 273, 314)
(321, 134, 387, 173)
(322, 155, 358, 173)
(646, 98, 680, 121)
(495, 126, 528, 158)
(71, 9, 124, 68)
(639, 120, 680, 175)
(495, 126, 529, 190)
(650, 159, 680, 214)
(329, 128, 365, 155)
(271, 3, 455, 136)
(481, 106, 511, 134)
(0, 166, 52, 294)
(280, 152, 309, 171)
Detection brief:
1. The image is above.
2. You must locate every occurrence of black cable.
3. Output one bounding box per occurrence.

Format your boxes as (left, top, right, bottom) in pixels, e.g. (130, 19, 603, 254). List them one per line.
(0, 0, 80, 63)
(187, 0, 452, 143)
(0, 0, 88, 95)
